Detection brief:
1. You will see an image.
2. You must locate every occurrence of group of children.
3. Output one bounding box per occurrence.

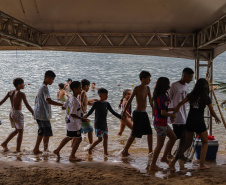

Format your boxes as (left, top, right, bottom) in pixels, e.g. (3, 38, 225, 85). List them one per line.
(0, 69, 221, 170)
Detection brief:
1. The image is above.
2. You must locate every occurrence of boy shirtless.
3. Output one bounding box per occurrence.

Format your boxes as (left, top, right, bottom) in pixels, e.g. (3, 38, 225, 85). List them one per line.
(0, 78, 33, 152)
(78, 79, 98, 144)
(57, 83, 69, 100)
(121, 71, 153, 157)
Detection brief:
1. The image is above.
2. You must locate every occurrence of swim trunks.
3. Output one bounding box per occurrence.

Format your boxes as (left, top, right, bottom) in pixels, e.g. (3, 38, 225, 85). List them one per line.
(9, 109, 24, 129)
(95, 129, 108, 137)
(67, 129, 82, 138)
(131, 110, 152, 138)
(154, 124, 171, 137)
(81, 122, 94, 133)
(36, 119, 53, 136)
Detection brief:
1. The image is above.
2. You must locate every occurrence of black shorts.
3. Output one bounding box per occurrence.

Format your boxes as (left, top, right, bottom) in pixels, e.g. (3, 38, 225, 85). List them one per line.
(185, 119, 207, 134)
(67, 130, 82, 138)
(36, 119, 53, 136)
(172, 124, 186, 139)
(131, 110, 152, 138)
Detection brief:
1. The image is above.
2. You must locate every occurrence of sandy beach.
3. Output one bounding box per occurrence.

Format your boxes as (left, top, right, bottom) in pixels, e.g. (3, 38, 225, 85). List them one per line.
(0, 157, 226, 185)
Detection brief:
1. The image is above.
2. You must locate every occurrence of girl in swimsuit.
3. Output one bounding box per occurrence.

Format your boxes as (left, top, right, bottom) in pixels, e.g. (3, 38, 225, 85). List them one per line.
(118, 89, 133, 136)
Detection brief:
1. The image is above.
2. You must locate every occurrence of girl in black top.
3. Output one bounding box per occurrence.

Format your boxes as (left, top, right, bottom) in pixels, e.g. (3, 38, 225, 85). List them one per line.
(169, 78, 221, 170)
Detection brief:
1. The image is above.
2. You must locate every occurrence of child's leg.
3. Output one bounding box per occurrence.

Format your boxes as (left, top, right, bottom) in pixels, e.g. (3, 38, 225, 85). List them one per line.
(121, 136, 135, 157)
(16, 129, 23, 152)
(53, 137, 72, 158)
(118, 120, 126, 136)
(43, 136, 50, 151)
(124, 117, 133, 130)
(199, 130, 210, 169)
(147, 134, 153, 154)
(150, 136, 166, 171)
(169, 131, 194, 170)
(103, 134, 108, 155)
(88, 131, 93, 145)
(88, 137, 103, 155)
(1, 129, 18, 151)
(33, 135, 43, 154)
(161, 129, 177, 162)
(70, 137, 82, 161)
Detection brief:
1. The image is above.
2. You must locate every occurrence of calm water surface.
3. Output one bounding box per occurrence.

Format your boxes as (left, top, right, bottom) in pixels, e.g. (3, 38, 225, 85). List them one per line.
(0, 50, 226, 177)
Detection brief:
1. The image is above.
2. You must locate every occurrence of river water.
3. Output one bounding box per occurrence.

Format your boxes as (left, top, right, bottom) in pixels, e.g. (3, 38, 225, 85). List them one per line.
(0, 50, 226, 177)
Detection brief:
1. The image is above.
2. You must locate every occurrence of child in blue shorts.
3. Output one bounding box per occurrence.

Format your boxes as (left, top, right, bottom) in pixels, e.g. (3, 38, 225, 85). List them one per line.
(78, 79, 98, 145)
(85, 88, 121, 155)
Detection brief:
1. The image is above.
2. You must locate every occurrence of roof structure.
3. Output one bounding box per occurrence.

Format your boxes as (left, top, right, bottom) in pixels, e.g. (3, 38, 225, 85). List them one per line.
(0, 0, 226, 60)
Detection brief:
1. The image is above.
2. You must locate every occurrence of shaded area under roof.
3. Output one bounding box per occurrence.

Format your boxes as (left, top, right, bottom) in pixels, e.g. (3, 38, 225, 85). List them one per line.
(0, 0, 226, 60)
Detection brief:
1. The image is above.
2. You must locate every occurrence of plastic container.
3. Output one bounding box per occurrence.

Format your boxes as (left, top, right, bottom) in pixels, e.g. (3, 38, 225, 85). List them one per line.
(194, 138, 219, 160)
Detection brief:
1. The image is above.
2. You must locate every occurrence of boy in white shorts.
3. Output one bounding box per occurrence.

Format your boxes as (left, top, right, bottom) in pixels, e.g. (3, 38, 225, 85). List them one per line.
(0, 78, 33, 152)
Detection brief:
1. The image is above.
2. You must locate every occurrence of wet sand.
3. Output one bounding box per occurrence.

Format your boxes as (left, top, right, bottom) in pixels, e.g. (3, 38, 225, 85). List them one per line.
(0, 158, 226, 185)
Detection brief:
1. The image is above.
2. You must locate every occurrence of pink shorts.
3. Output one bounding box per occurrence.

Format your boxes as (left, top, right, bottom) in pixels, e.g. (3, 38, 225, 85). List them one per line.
(9, 110, 24, 129)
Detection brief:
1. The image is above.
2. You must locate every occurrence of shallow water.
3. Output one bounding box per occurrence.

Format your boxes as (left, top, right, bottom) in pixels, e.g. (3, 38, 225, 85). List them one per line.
(0, 50, 226, 178)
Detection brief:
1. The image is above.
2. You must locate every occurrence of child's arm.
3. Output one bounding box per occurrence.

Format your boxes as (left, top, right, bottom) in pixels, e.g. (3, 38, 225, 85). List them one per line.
(107, 103, 122, 119)
(80, 91, 86, 113)
(46, 98, 63, 106)
(22, 93, 34, 115)
(64, 90, 70, 98)
(0, 92, 10, 106)
(88, 99, 98, 106)
(71, 113, 90, 122)
(208, 104, 221, 123)
(122, 87, 136, 118)
(173, 97, 188, 114)
(147, 86, 153, 110)
(85, 102, 96, 117)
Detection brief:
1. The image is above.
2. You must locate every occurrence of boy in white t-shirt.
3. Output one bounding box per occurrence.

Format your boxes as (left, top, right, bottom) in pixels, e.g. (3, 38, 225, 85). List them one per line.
(53, 81, 90, 161)
(168, 68, 194, 158)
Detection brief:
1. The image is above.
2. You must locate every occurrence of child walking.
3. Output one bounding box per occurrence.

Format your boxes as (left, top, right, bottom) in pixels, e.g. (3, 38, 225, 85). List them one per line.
(33, 70, 64, 154)
(121, 71, 153, 157)
(53, 81, 90, 161)
(150, 77, 177, 171)
(169, 78, 221, 170)
(85, 88, 121, 155)
(78, 79, 98, 145)
(0, 78, 34, 152)
(118, 89, 133, 136)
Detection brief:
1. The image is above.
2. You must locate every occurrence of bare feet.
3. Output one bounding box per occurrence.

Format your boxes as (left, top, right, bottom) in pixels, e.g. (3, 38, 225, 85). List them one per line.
(168, 162, 176, 171)
(104, 153, 109, 156)
(121, 150, 130, 157)
(200, 165, 210, 170)
(150, 165, 163, 171)
(117, 131, 122, 136)
(33, 149, 43, 154)
(53, 149, 60, 159)
(1, 143, 9, 152)
(160, 157, 169, 163)
(69, 156, 82, 162)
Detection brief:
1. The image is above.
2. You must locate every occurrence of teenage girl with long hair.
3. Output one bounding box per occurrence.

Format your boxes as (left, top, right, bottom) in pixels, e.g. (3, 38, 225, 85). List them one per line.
(118, 89, 133, 136)
(150, 77, 177, 171)
(169, 78, 221, 170)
